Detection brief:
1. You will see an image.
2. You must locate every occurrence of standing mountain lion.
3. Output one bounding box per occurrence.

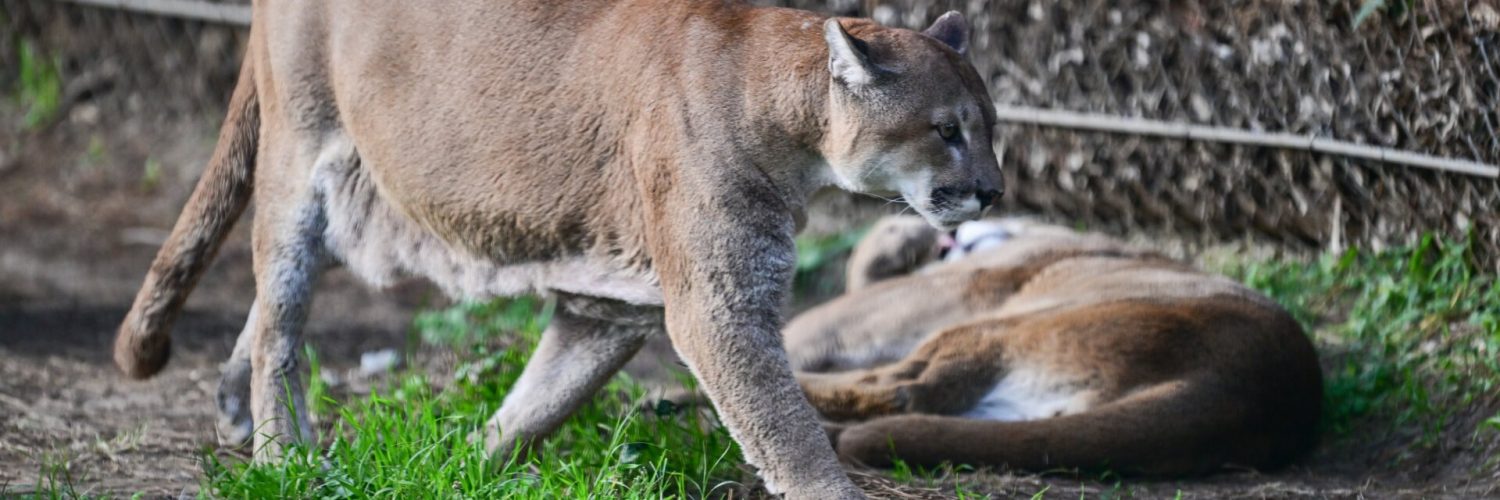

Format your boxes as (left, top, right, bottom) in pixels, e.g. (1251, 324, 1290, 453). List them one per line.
(111, 2, 1002, 497)
(784, 217, 1322, 475)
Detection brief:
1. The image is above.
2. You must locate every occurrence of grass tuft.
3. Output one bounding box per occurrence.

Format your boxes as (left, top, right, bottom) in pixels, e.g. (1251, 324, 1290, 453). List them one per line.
(199, 232, 1499, 496)
(1224, 233, 1500, 439)
(202, 297, 745, 498)
(12, 39, 62, 130)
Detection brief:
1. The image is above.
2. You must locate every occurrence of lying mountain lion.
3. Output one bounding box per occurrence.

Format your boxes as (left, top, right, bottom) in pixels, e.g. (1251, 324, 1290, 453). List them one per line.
(111, 2, 1003, 497)
(784, 217, 1322, 475)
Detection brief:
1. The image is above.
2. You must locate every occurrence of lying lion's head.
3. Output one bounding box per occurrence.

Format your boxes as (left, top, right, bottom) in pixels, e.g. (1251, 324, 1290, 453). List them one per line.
(819, 12, 1003, 230)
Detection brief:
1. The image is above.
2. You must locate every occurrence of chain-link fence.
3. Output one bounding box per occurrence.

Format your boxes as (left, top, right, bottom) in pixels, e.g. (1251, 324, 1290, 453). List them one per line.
(6, 0, 1499, 269)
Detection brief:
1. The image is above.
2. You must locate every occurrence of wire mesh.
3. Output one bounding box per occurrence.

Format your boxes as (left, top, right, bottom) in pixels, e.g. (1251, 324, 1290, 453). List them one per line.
(781, 0, 1500, 269)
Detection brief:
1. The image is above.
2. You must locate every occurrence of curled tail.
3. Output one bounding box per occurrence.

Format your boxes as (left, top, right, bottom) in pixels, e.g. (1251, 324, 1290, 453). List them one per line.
(115, 56, 259, 379)
(834, 381, 1320, 476)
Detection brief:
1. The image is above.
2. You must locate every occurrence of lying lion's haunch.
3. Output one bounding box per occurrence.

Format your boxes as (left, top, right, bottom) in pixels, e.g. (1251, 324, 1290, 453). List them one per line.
(787, 217, 1322, 475)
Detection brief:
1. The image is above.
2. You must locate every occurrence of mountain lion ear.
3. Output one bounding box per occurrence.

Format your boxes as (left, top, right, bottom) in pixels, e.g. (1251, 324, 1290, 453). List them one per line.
(923, 11, 969, 55)
(824, 18, 876, 87)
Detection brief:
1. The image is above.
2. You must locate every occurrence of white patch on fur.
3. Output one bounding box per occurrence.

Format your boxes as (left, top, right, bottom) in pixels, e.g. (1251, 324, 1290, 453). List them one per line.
(944, 219, 1018, 261)
(824, 19, 874, 86)
(310, 136, 663, 305)
(808, 159, 848, 193)
(961, 367, 1091, 421)
(954, 196, 980, 214)
(896, 169, 934, 213)
(897, 170, 981, 230)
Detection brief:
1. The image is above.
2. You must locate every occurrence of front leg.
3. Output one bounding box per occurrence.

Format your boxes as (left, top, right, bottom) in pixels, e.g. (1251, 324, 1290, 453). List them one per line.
(648, 192, 862, 499)
(797, 363, 924, 422)
(800, 322, 1009, 422)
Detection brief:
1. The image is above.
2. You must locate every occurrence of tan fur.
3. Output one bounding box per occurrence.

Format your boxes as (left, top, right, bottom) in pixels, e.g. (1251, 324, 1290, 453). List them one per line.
(113, 2, 1002, 497)
(844, 216, 943, 292)
(115, 57, 258, 379)
(786, 216, 1322, 476)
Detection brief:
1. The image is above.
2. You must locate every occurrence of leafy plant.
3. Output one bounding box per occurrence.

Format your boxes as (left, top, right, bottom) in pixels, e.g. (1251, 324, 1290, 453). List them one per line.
(413, 295, 551, 349)
(793, 227, 869, 297)
(140, 158, 163, 192)
(303, 345, 332, 422)
(1225, 234, 1500, 438)
(795, 229, 867, 275)
(13, 39, 62, 130)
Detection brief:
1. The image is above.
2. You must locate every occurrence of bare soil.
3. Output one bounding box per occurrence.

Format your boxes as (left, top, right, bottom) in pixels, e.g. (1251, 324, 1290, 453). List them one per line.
(1, 101, 1497, 500)
(0, 106, 435, 496)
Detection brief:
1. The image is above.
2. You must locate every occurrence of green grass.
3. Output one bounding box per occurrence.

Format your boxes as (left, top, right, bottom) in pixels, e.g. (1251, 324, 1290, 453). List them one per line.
(27, 450, 91, 500)
(11, 38, 62, 130)
(83, 135, 107, 167)
(198, 232, 1499, 497)
(0, 447, 121, 500)
(1224, 234, 1500, 440)
(793, 228, 868, 298)
(140, 158, 163, 192)
(202, 297, 747, 498)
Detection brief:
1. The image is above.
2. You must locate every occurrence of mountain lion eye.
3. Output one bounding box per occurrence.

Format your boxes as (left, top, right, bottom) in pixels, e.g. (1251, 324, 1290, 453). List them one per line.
(937, 122, 959, 141)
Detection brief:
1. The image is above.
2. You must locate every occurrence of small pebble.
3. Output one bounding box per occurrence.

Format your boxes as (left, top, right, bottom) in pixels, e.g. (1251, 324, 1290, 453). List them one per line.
(359, 348, 400, 376)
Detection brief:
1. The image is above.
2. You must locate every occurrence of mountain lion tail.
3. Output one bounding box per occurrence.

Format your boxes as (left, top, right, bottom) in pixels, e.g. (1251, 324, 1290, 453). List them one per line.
(115, 57, 259, 379)
(833, 381, 1318, 476)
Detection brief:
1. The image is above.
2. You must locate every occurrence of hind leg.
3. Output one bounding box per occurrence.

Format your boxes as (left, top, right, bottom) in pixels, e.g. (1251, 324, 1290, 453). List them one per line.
(244, 200, 327, 460)
(241, 125, 333, 460)
(215, 303, 258, 447)
(484, 295, 654, 458)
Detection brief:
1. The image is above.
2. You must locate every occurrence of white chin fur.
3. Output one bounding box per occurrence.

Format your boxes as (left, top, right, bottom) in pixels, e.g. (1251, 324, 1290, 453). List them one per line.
(911, 197, 984, 231)
(912, 205, 963, 231)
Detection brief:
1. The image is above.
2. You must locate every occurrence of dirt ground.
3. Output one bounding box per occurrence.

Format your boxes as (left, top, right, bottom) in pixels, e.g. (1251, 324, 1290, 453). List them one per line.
(0, 108, 432, 495)
(1, 109, 1498, 499)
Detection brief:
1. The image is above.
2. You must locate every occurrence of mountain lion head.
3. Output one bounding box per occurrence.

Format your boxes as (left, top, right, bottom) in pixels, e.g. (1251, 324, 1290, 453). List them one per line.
(820, 12, 1004, 230)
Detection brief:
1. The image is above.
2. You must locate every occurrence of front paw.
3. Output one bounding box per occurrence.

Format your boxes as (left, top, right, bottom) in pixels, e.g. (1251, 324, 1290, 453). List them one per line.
(480, 423, 541, 466)
(782, 478, 868, 500)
